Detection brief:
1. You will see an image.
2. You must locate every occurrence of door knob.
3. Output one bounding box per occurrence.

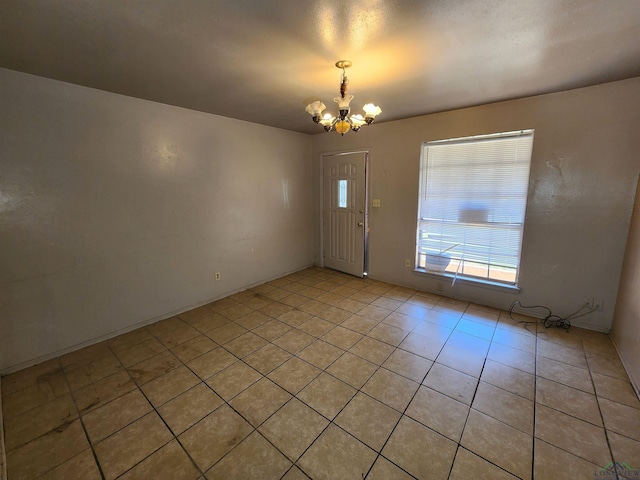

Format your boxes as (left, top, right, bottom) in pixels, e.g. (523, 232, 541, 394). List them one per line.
(357, 222, 364, 226)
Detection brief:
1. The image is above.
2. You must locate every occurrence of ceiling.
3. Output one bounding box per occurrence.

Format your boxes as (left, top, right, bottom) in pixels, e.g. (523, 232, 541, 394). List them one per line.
(1, 1, 640, 135)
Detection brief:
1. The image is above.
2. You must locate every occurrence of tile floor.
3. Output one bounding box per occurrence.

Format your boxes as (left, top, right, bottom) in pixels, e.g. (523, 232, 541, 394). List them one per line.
(2, 267, 640, 480)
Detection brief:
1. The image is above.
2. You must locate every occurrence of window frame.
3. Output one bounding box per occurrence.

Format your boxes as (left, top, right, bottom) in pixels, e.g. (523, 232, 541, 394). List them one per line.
(414, 130, 534, 289)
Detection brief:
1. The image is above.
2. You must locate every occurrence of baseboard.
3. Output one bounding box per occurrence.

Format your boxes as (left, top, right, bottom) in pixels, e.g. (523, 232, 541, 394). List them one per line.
(610, 335, 640, 402)
(0, 264, 314, 376)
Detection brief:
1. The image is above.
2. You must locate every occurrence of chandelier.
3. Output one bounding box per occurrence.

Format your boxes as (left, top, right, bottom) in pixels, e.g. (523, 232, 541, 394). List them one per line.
(305, 60, 382, 135)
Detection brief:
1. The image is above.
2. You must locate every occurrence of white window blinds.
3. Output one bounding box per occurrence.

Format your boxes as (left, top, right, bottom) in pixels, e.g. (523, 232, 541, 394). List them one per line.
(416, 130, 534, 285)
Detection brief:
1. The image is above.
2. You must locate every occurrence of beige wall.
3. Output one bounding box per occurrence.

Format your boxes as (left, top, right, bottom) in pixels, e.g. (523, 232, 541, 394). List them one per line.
(0, 68, 314, 373)
(312, 77, 640, 333)
(611, 175, 640, 396)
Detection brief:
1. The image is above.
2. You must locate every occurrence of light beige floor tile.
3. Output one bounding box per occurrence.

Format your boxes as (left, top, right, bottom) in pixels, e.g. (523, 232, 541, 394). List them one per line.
(423, 309, 461, 329)
(297, 373, 356, 420)
(82, 388, 151, 443)
(480, 359, 535, 400)
(487, 342, 536, 374)
(382, 349, 433, 383)
(297, 340, 343, 370)
(244, 343, 292, 374)
(383, 311, 421, 330)
(326, 352, 377, 389)
(281, 466, 310, 480)
(406, 386, 469, 442)
(341, 314, 380, 334)
(472, 381, 534, 434)
(94, 412, 172, 480)
(586, 351, 629, 380)
(335, 298, 368, 314)
(581, 332, 618, 357)
(36, 448, 101, 480)
(71, 370, 136, 415)
(278, 310, 313, 327)
(382, 415, 457, 480)
(268, 357, 321, 394)
(178, 404, 253, 471)
(223, 332, 268, 358)
(141, 365, 200, 407)
(179, 308, 228, 333)
(358, 304, 393, 321)
(115, 337, 167, 367)
(599, 397, 640, 441)
(535, 404, 611, 465)
(273, 329, 316, 354)
(219, 303, 254, 321)
(446, 331, 491, 356)
(592, 372, 640, 409)
(321, 326, 364, 350)
(422, 363, 478, 405)
(299, 286, 325, 299)
(153, 323, 200, 349)
(367, 323, 410, 347)
(6, 419, 89, 480)
(59, 344, 113, 369)
(259, 398, 328, 461)
(372, 296, 403, 311)
(65, 355, 124, 391)
(205, 431, 291, 480)
(449, 447, 519, 480)
(298, 316, 335, 337)
(537, 338, 588, 369)
(334, 392, 401, 451)
(399, 332, 446, 361)
(461, 409, 532, 480)
(298, 299, 332, 315)
(411, 321, 454, 344)
(205, 361, 262, 400)
(362, 368, 419, 412)
(366, 456, 414, 479)
(4, 393, 78, 451)
(455, 318, 495, 340)
(170, 334, 217, 363)
(127, 350, 181, 385)
(107, 329, 155, 355)
(436, 344, 486, 377)
(252, 318, 292, 342)
(536, 327, 584, 351)
(298, 424, 376, 480)
(536, 355, 593, 393)
(259, 301, 293, 319)
(536, 377, 602, 426)
(608, 431, 640, 469)
(1, 369, 68, 420)
(229, 377, 291, 427)
(349, 290, 380, 304)
(492, 328, 536, 353)
(157, 383, 224, 435)
(534, 438, 603, 480)
(316, 306, 352, 324)
(205, 322, 247, 344)
(118, 440, 200, 480)
(186, 348, 236, 380)
(349, 337, 395, 365)
(234, 310, 271, 330)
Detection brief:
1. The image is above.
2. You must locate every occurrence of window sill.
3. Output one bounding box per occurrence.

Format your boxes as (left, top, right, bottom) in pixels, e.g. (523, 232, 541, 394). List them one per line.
(412, 269, 521, 294)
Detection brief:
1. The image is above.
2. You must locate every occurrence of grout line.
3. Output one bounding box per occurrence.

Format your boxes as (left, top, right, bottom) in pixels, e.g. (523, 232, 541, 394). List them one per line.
(0, 380, 6, 480)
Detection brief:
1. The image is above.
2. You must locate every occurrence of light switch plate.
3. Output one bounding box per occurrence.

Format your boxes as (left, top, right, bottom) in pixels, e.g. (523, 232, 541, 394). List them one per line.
(372, 199, 381, 207)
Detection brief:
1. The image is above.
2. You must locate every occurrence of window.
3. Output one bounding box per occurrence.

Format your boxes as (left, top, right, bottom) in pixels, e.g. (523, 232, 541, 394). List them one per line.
(338, 180, 348, 208)
(415, 130, 534, 286)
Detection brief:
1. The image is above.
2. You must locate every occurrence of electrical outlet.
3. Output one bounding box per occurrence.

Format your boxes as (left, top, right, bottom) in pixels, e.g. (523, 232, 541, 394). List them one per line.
(593, 298, 604, 311)
(585, 298, 594, 309)
(405, 259, 411, 268)
(215, 272, 221, 281)
(436, 282, 443, 292)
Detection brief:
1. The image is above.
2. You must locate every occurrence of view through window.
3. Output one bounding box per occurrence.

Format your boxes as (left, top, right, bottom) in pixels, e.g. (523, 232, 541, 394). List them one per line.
(416, 130, 534, 285)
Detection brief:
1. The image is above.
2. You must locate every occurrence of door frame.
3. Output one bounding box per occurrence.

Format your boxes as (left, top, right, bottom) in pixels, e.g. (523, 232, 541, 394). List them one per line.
(320, 149, 370, 276)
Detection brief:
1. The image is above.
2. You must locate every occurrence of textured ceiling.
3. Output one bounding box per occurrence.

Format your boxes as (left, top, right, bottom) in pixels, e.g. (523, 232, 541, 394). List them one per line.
(1, 0, 640, 134)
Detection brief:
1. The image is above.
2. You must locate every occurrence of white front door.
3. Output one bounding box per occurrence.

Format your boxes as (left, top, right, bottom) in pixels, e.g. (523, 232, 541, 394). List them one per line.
(322, 151, 367, 277)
